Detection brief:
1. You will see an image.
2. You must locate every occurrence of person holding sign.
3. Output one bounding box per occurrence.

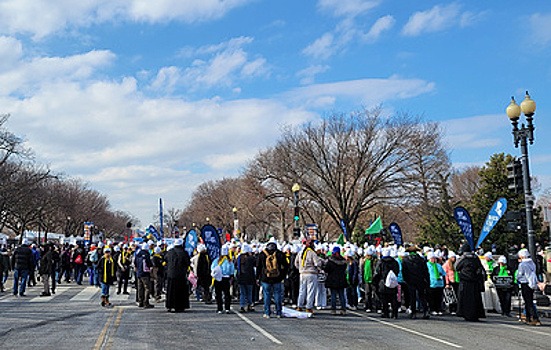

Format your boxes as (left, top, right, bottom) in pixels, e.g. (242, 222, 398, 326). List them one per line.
(491, 255, 513, 317)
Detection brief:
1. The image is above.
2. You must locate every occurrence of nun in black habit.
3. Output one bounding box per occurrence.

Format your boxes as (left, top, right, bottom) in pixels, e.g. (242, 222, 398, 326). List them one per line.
(455, 243, 486, 321)
(165, 238, 191, 313)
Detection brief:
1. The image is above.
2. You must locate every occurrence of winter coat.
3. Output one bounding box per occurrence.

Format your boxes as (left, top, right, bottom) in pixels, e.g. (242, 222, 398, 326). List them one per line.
(134, 249, 153, 278)
(236, 253, 256, 285)
(12, 245, 34, 271)
(374, 256, 400, 294)
(256, 248, 288, 284)
(346, 259, 360, 287)
(427, 261, 445, 288)
(324, 254, 348, 289)
(39, 251, 53, 275)
(165, 246, 190, 280)
(443, 259, 459, 285)
(295, 247, 321, 275)
(196, 252, 211, 288)
(211, 256, 235, 278)
(402, 252, 430, 289)
(455, 253, 485, 283)
(97, 255, 116, 284)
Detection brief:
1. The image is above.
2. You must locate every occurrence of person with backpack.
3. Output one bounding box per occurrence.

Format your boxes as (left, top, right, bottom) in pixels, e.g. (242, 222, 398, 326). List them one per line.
(236, 243, 256, 313)
(374, 247, 400, 319)
(86, 244, 99, 286)
(256, 241, 288, 318)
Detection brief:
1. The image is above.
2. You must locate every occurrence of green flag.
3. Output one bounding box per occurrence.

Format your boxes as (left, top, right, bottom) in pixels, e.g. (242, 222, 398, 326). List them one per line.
(336, 233, 345, 245)
(365, 216, 383, 235)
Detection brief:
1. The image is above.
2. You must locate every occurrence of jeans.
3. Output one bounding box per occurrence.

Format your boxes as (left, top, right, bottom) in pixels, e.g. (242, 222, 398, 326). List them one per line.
(100, 282, 110, 296)
(13, 269, 29, 295)
(239, 284, 254, 308)
(261, 281, 283, 316)
(75, 264, 85, 284)
(330, 288, 346, 310)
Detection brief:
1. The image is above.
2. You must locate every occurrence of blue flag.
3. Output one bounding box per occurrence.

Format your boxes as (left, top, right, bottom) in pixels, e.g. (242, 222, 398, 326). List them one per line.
(389, 222, 403, 246)
(340, 219, 348, 241)
(159, 198, 164, 238)
(146, 225, 161, 241)
(184, 229, 198, 257)
(454, 207, 474, 250)
(200, 224, 221, 262)
(476, 198, 508, 248)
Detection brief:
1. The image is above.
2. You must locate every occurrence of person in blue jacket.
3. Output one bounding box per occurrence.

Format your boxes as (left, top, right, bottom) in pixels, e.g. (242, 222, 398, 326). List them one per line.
(211, 245, 235, 314)
(427, 251, 446, 315)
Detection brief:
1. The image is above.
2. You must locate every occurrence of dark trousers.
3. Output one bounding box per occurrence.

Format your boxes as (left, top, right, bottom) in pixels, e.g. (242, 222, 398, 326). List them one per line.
(347, 284, 358, 307)
(330, 288, 346, 310)
(137, 276, 151, 306)
(400, 283, 410, 308)
(428, 287, 443, 312)
(381, 291, 398, 318)
(214, 277, 231, 311)
(117, 268, 130, 293)
(520, 283, 538, 321)
(409, 284, 428, 314)
(364, 283, 377, 310)
(496, 288, 512, 315)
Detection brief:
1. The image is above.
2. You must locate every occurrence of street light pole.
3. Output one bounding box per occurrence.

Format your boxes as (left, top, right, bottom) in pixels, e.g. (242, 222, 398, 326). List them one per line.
(292, 183, 301, 239)
(232, 207, 239, 239)
(506, 91, 537, 263)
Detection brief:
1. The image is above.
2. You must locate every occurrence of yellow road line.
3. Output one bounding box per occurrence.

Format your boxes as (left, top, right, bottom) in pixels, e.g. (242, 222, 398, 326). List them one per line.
(105, 308, 124, 350)
(93, 309, 116, 350)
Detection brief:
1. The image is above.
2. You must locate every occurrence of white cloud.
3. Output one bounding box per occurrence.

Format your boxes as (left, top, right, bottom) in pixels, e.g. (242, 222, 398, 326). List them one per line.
(402, 3, 479, 37)
(303, 33, 335, 60)
(529, 12, 551, 46)
(441, 114, 509, 150)
(296, 65, 330, 85)
(284, 75, 435, 109)
(318, 0, 380, 18)
(0, 0, 252, 39)
(363, 15, 395, 42)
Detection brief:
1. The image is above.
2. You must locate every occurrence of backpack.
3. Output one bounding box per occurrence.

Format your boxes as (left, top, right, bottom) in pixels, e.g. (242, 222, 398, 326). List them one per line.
(264, 250, 280, 278)
(385, 270, 399, 288)
(88, 250, 99, 263)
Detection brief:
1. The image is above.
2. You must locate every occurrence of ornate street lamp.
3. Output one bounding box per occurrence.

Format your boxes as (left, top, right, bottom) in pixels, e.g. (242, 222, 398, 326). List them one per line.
(292, 183, 301, 238)
(506, 91, 537, 262)
(232, 207, 239, 239)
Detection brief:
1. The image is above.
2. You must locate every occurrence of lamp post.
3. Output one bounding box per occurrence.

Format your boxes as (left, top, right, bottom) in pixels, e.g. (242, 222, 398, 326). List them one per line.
(506, 91, 537, 262)
(292, 183, 301, 238)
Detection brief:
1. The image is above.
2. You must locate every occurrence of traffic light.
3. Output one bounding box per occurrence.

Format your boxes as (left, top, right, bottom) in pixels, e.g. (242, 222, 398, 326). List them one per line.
(507, 159, 524, 194)
(293, 227, 301, 238)
(294, 206, 300, 221)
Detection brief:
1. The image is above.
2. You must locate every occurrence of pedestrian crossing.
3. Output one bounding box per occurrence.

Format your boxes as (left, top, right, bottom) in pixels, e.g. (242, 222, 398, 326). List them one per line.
(0, 284, 135, 304)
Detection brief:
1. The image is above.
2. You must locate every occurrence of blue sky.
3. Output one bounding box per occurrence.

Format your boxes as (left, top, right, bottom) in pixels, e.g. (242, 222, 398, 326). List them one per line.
(1, 0, 550, 226)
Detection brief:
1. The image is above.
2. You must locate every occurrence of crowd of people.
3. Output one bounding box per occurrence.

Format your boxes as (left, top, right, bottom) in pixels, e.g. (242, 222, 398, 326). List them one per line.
(0, 236, 546, 326)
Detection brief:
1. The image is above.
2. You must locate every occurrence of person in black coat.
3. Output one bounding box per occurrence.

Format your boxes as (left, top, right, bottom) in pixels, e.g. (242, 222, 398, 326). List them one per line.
(196, 245, 212, 304)
(374, 248, 400, 319)
(456, 243, 486, 322)
(324, 246, 347, 315)
(39, 244, 54, 297)
(97, 247, 116, 307)
(11, 240, 34, 296)
(236, 244, 256, 312)
(401, 245, 430, 319)
(164, 239, 191, 313)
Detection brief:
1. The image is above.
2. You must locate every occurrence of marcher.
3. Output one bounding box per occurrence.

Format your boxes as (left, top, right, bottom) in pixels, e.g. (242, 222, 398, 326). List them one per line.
(295, 239, 322, 313)
(195, 244, 212, 304)
(455, 243, 486, 322)
(39, 244, 54, 297)
(402, 245, 430, 319)
(427, 251, 445, 315)
(151, 246, 165, 302)
(211, 246, 235, 314)
(491, 255, 514, 317)
(236, 243, 256, 313)
(374, 247, 400, 319)
(11, 239, 34, 297)
(97, 247, 116, 307)
(164, 238, 190, 313)
(134, 242, 154, 308)
(256, 241, 288, 318)
(361, 247, 377, 313)
(324, 246, 347, 315)
(516, 249, 541, 326)
(443, 251, 459, 314)
(117, 245, 132, 295)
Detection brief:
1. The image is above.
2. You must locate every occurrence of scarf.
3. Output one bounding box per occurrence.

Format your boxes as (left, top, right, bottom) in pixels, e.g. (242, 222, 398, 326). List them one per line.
(301, 247, 313, 267)
(498, 266, 509, 277)
(363, 259, 373, 283)
(429, 261, 440, 279)
(103, 256, 114, 282)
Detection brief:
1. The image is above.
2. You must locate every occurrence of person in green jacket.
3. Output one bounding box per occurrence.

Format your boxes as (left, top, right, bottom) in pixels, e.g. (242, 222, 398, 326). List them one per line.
(361, 247, 377, 313)
(491, 255, 514, 317)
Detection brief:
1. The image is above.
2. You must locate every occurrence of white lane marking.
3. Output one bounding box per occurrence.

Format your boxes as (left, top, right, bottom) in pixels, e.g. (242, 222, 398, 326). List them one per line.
(349, 311, 462, 348)
(109, 293, 131, 302)
(29, 288, 70, 302)
(71, 286, 99, 301)
(502, 324, 550, 337)
(233, 310, 283, 345)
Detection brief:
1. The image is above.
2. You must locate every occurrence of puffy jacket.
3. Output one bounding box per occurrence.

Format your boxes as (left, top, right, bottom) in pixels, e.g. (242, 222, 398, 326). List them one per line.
(12, 245, 34, 271)
(236, 253, 256, 285)
(134, 249, 153, 278)
(402, 253, 430, 289)
(256, 249, 288, 284)
(443, 259, 458, 284)
(97, 255, 116, 284)
(324, 254, 348, 289)
(427, 261, 445, 288)
(39, 251, 53, 275)
(374, 256, 400, 294)
(211, 256, 235, 278)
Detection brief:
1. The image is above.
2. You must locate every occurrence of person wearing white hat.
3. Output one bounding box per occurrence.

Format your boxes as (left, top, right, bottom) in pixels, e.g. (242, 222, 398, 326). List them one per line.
(516, 249, 541, 325)
(134, 241, 154, 309)
(194, 244, 213, 304)
(491, 255, 514, 317)
(443, 251, 459, 314)
(236, 243, 256, 313)
(345, 249, 360, 310)
(151, 246, 165, 302)
(360, 246, 377, 313)
(427, 251, 445, 316)
(373, 246, 400, 318)
(116, 244, 132, 295)
(164, 237, 190, 313)
(211, 246, 235, 314)
(295, 239, 322, 313)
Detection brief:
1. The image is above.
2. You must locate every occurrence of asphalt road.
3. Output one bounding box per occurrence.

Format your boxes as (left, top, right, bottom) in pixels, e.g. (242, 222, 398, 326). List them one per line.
(0, 282, 549, 350)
